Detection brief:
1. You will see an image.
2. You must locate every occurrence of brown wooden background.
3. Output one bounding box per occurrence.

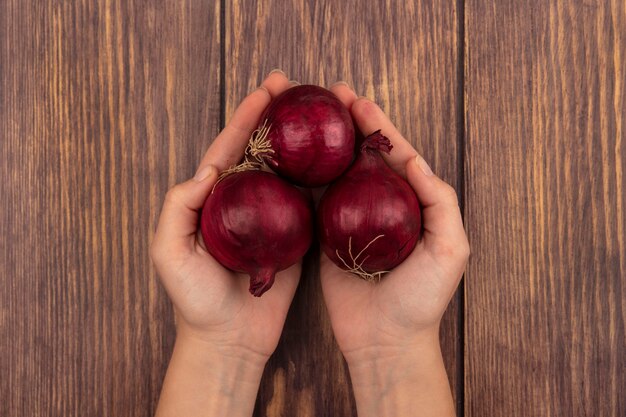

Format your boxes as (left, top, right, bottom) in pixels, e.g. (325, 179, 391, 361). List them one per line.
(0, 1, 624, 416)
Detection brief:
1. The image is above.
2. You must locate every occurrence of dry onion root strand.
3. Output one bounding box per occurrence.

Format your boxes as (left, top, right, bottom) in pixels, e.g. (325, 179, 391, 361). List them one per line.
(216, 159, 260, 179)
(246, 119, 274, 162)
(212, 159, 262, 193)
(211, 120, 274, 193)
(336, 235, 389, 282)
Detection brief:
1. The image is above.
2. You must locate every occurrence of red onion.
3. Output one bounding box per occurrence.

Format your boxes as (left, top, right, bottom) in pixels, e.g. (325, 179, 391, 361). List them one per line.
(200, 170, 313, 296)
(317, 131, 422, 280)
(250, 85, 355, 187)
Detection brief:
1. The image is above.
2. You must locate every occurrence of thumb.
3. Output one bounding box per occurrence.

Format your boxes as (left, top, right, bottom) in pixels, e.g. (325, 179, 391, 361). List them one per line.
(405, 156, 469, 258)
(151, 165, 218, 258)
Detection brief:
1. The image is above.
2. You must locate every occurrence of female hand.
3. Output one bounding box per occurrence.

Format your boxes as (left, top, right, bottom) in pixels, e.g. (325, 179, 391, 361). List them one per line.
(150, 71, 298, 417)
(321, 83, 470, 417)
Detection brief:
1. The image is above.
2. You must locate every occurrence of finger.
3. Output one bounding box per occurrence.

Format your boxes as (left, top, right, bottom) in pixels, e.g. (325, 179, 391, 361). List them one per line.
(151, 165, 218, 258)
(198, 87, 272, 172)
(197, 70, 297, 173)
(405, 156, 469, 260)
(260, 69, 292, 98)
(350, 97, 419, 177)
(329, 81, 358, 110)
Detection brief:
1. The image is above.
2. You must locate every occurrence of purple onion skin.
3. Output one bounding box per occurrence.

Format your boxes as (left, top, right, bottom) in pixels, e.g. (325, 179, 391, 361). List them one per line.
(200, 171, 313, 296)
(260, 85, 355, 187)
(317, 131, 422, 274)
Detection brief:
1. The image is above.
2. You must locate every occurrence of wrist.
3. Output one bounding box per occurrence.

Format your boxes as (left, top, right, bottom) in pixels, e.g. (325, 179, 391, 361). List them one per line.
(342, 325, 440, 368)
(174, 332, 267, 387)
(155, 331, 266, 417)
(346, 329, 441, 385)
(345, 328, 455, 417)
(176, 323, 270, 371)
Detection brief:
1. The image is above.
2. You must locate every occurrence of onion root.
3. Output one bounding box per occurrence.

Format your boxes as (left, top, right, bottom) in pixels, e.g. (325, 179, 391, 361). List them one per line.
(212, 120, 275, 192)
(246, 119, 274, 160)
(335, 235, 389, 282)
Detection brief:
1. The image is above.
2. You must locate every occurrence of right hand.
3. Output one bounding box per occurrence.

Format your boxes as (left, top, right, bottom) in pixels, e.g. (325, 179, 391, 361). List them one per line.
(319, 83, 470, 365)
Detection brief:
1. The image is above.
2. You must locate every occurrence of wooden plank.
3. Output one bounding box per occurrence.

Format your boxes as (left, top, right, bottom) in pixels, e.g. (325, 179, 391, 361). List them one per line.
(0, 1, 220, 415)
(465, 1, 626, 416)
(225, 1, 463, 415)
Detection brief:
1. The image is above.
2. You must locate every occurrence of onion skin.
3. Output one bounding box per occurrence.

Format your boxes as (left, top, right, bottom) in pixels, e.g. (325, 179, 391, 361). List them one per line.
(200, 170, 313, 296)
(317, 131, 422, 276)
(259, 85, 355, 187)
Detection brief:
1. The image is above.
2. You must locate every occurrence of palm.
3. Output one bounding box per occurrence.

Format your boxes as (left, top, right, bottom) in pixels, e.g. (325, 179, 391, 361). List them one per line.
(320, 241, 460, 357)
(159, 247, 300, 357)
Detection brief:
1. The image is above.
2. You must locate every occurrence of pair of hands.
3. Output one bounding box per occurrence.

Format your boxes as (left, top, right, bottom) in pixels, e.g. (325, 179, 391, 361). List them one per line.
(150, 71, 469, 413)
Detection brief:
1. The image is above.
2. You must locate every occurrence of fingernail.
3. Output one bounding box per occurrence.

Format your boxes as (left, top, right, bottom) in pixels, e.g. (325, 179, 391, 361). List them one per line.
(194, 165, 215, 182)
(268, 68, 286, 76)
(416, 156, 434, 176)
(331, 80, 350, 88)
(289, 80, 300, 86)
(254, 85, 269, 94)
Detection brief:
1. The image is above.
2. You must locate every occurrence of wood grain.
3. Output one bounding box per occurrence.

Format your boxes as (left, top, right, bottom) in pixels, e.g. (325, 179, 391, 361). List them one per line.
(465, 1, 626, 416)
(4, 0, 625, 416)
(224, 1, 463, 415)
(0, 1, 220, 415)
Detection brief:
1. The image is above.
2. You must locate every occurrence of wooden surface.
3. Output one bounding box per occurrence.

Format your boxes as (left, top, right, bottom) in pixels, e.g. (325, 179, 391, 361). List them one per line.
(1, 1, 220, 415)
(1, 1, 624, 416)
(465, 1, 626, 416)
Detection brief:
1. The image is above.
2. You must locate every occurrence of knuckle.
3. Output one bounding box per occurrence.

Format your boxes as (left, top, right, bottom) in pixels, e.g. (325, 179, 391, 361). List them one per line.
(432, 242, 456, 258)
(164, 185, 184, 206)
(352, 97, 376, 118)
(432, 239, 470, 261)
(225, 121, 248, 135)
(440, 183, 460, 205)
